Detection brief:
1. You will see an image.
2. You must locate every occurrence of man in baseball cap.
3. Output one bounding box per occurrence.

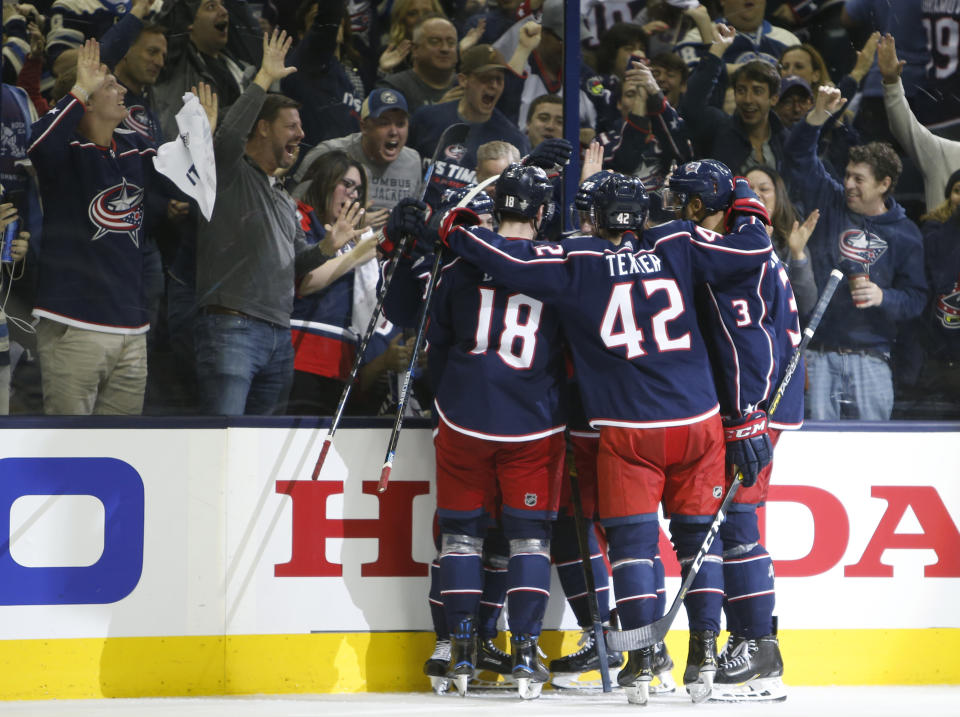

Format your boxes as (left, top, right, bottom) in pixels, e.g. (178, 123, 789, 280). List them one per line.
(407, 42, 529, 207)
(774, 75, 814, 127)
(296, 88, 423, 218)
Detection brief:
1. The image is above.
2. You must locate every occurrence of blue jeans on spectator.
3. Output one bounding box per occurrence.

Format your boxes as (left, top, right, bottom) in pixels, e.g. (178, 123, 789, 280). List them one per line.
(805, 349, 894, 421)
(194, 312, 294, 415)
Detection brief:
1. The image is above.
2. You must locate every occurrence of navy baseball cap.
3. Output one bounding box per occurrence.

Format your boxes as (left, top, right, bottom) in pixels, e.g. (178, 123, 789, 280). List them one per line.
(778, 75, 813, 100)
(361, 89, 409, 120)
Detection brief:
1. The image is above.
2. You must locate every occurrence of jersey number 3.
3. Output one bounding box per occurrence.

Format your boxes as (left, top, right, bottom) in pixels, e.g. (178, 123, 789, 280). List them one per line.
(600, 280, 690, 358)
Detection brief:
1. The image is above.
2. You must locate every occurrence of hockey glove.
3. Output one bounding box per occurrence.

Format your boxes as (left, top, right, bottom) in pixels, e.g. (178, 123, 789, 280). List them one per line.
(380, 198, 428, 257)
(723, 177, 770, 232)
(438, 206, 481, 247)
(523, 137, 573, 170)
(722, 410, 772, 488)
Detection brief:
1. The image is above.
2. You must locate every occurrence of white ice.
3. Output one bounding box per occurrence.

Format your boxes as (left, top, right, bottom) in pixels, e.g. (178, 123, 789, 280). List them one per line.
(1, 687, 957, 716)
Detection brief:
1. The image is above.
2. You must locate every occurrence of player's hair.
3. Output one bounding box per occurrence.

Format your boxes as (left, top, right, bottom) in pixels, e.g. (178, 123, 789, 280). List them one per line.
(594, 22, 648, 76)
(848, 142, 902, 198)
(477, 141, 521, 165)
(781, 44, 831, 87)
(650, 52, 689, 84)
(301, 150, 369, 224)
(525, 93, 562, 126)
(731, 60, 781, 98)
(252, 94, 302, 134)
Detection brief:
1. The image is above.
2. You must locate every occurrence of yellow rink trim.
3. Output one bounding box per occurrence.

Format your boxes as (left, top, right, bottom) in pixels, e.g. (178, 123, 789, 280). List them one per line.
(1, 629, 958, 700)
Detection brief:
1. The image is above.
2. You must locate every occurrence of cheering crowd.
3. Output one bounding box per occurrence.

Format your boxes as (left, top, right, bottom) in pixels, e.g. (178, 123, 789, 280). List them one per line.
(0, 0, 958, 419)
(1, 0, 959, 705)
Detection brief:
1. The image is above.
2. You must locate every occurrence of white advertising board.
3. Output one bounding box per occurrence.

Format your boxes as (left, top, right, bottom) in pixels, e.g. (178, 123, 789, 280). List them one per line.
(0, 425, 957, 640)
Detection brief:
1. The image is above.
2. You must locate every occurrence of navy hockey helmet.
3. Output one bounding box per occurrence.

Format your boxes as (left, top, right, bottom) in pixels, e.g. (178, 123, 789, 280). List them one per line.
(666, 159, 735, 213)
(440, 183, 496, 217)
(591, 172, 649, 232)
(494, 163, 554, 221)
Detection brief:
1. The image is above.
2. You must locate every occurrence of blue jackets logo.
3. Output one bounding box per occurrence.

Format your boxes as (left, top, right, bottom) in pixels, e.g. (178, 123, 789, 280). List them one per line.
(87, 179, 145, 244)
(0, 458, 144, 605)
(838, 228, 887, 268)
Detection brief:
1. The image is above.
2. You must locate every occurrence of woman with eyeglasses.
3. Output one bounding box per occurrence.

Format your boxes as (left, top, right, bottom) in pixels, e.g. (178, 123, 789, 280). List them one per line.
(287, 150, 379, 415)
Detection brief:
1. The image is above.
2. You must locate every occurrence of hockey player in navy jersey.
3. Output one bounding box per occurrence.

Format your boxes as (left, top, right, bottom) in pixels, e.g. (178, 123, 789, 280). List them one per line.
(28, 38, 161, 415)
(426, 164, 566, 699)
(380, 187, 519, 694)
(440, 170, 774, 705)
(665, 159, 802, 702)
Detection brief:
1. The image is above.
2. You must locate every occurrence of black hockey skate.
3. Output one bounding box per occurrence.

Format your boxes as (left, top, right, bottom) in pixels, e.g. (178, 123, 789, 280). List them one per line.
(650, 640, 677, 694)
(424, 638, 451, 695)
(446, 618, 478, 697)
(617, 646, 654, 705)
(711, 633, 786, 702)
(510, 634, 550, 700)
(477, 638, 512, 674)
(683, 629, 718, 703)
(549, 628, 623, 689)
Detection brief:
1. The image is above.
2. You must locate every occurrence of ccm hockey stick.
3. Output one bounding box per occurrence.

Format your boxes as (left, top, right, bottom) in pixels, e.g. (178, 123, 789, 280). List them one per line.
(606, 268, 844, 652)
(377, 172, 500, 492)
(311, 122, 469, 479)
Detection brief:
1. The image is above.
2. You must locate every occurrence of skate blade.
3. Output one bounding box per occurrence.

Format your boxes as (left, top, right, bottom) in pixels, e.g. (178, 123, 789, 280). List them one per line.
(709, 676, 787, 703)
(452, 674, 470, 697)
(516, 676, 544, 700)
(650, 668, 677, 694)
(625, 680, 651, 705)
(429, 675, 450, 695)
(550, 670, 620, 691)
(469, 671, 517, 690)
(686, 669, 715, 704)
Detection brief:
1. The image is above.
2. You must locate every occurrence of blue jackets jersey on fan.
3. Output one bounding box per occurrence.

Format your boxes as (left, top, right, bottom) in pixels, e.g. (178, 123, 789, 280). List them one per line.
(784, 121, 927, 354)
(28, 91, 157, 333)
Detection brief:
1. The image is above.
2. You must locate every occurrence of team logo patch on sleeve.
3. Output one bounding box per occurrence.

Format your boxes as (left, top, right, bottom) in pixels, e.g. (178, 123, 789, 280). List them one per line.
(587, 76, 605, 96)
(838, 228, 887, 267)
(123, 105, 153, 140)
(88, 179, 145, 244)
(936, 285, 960, 329)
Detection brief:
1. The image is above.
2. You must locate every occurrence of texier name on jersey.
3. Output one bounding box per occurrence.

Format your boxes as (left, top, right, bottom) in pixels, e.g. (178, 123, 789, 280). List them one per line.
(606, 250, 662, 277)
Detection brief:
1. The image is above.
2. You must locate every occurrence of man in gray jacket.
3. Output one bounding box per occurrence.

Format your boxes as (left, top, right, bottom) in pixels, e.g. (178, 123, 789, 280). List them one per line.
(194, 30, 349, 416)
(293, 88, 423, 226)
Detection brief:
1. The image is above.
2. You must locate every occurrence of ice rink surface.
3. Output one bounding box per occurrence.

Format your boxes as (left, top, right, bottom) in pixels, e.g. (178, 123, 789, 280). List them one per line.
(2, 687, 957, 716)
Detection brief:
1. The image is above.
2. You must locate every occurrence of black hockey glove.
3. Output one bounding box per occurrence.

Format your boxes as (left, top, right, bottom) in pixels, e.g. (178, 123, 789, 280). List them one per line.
(723, 177, 770, 232)
(523, 137, 573, 170)
(722, 410, 772, 488)
(380, 198, 428, 257)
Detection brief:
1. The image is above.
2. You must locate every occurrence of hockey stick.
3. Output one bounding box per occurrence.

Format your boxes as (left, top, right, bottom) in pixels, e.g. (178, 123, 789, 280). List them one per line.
(606, 268, 844, 652)
(377, 172, 501, 493)
(567, 466, 613, 692)
(310, 122, 469, 479)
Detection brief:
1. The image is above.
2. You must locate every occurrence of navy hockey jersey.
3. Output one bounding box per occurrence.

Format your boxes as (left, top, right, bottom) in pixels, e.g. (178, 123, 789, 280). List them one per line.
(28, 92, 156, 333)
(429, 247, 566, 441)
(698, 252, 804, 431)
(444, 220, 772, 428)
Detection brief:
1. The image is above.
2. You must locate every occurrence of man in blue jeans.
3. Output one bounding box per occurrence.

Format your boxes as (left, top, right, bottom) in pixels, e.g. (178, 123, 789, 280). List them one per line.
(783, 85, 927, 420)
(194, 30, 337, 415)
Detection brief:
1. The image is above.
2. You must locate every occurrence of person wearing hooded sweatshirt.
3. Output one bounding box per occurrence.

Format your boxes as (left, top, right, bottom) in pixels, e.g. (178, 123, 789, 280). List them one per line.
(783, 85, 927, 421)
